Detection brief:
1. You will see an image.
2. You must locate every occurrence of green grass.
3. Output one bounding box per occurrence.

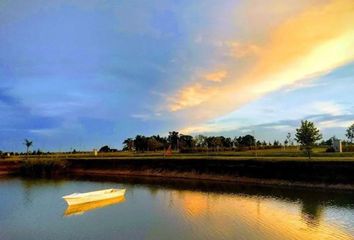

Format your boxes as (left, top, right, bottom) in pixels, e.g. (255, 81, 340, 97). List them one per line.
(3, 147, 354, 162)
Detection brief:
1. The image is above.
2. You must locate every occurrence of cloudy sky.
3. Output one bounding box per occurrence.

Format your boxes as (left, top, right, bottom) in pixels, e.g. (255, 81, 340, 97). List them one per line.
(0, 0, 353, 151)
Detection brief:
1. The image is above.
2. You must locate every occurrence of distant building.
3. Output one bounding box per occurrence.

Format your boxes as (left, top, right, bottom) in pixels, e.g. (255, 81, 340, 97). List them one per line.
(93, 149, 98, 156)
(332, 139, 342, 152)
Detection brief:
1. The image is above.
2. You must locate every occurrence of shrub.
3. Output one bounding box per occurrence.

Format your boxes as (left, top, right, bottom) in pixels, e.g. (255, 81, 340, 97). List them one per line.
(326, 147, 335, 153)
(20, 159, 68, 177)
(343, 145, 354, 152)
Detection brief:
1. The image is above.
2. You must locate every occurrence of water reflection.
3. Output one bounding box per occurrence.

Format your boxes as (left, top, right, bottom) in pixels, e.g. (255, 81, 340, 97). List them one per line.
(169, 190, 353, 240)
(21, 179, 65, 206)
(300, 199, 324, 227)
(81, 175, 354, 209)
(64, 196, 125, 216)
(0, 177, 353, 240)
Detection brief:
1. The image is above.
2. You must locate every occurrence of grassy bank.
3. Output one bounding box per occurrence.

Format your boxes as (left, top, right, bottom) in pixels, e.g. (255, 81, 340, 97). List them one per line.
(4, 147, 354, 162)
(0, 160, 21, 176)
(19, 159, 68, 177)
(1, 149, 354, 190)
(66, 158, 354, 183)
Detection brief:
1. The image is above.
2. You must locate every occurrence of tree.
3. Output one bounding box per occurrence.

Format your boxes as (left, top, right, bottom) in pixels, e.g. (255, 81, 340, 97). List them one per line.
(346, 123, 354, 143)
(206, 136, 223, 150)
(195, 135, 208, 148)
(179, 135, 195, 149)
(134, 135, 148, 152)
(35, 149, 42, 155)
(99, 145, 111, 152)
(239, 135, 255, 147)
(319, 137, 334, 146)
(222, 137, 233, 148)
(152, 135, 168, 149)
(330, 136, 338, 143)
(24, 139, 33, 158)
(295, 120, 322, 159)
(233, 137, 240, 148)
(213, 137, 223, 150)
(122, 138, 134, 151)
(147, 137, 161, 151)
(168, 131, 179, 150)
(285, 133, 292, 147)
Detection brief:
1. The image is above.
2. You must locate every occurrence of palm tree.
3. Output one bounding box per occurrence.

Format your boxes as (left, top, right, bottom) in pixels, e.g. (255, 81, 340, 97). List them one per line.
(24, 139, 33, 158)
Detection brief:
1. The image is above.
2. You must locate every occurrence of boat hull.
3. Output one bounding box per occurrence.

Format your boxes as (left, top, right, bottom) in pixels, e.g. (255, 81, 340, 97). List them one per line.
(63, 189, 126, 205)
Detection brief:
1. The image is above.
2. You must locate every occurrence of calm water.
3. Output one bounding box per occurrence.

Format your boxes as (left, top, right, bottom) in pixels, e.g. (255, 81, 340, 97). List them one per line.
(0, 177, 354, 240)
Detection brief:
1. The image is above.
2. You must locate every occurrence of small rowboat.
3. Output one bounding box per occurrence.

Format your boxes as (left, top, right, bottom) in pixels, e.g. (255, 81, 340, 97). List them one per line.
(63, 188, 126, 205)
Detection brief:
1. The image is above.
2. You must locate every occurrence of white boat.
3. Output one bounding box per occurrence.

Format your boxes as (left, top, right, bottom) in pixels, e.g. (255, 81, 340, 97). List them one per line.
(62, 188, 126, 205)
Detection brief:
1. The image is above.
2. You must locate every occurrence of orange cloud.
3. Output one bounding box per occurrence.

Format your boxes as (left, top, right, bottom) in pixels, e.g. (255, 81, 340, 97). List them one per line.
(168, 0, 354, 131)
(229, 41, 260, 58)
(169, 83, 219, 112)
(204, 70, 227, 82)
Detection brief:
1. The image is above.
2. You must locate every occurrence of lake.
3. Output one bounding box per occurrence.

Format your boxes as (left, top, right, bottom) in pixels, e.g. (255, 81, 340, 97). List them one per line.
(0, 177, 353, 240)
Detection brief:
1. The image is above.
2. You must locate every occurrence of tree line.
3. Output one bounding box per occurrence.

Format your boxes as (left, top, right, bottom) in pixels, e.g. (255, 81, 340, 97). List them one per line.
(122, 129, 290, 152)
(122, 132, 300, 152)
(121, 121, 354, 158)
(122, 132, 269, 152)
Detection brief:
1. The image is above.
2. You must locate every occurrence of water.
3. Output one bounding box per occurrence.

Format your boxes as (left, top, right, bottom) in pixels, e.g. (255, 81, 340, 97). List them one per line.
(0, 177, 353, 240)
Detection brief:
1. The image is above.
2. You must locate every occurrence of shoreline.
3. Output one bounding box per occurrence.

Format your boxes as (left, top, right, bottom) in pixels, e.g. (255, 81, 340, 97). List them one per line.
(1, 157, 354, 191)
(67, 168, 354, 191)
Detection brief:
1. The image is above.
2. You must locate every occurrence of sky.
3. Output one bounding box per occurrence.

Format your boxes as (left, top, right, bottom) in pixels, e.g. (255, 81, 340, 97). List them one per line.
(0, 0, 353, 151)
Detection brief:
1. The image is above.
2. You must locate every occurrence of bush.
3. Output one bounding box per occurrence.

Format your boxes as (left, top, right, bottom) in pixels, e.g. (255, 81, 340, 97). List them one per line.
(20, 159, 68, 177)
(343, 145, 354, 152)
(326, 147, 335, 152)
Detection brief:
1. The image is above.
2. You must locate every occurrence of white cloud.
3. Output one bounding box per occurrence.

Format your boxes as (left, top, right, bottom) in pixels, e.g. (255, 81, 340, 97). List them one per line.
(131, 113, 151, 121)
(317, 119, 353, 129)
(312, 101, 348, 116)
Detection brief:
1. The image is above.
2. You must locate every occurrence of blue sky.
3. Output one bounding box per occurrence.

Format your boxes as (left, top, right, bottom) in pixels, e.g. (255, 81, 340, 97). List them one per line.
(0, 0, 353, 151)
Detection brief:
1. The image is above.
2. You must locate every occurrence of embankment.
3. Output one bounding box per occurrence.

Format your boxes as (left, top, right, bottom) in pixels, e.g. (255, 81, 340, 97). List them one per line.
(2, 158, 354, 190)
(0, 160, 21, 176)
(66, 158, 354, 190)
